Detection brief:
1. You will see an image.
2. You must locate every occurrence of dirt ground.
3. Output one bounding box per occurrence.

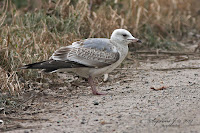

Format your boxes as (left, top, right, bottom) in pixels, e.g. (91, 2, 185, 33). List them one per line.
(1, 54, 200, 133)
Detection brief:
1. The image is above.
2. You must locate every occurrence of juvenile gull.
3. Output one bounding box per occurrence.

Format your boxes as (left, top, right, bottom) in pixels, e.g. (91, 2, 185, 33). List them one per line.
(22, 29, 141, 95)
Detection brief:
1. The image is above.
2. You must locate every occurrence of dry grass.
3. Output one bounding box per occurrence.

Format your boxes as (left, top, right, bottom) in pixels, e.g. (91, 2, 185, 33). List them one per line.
(0, 0, 199, 96)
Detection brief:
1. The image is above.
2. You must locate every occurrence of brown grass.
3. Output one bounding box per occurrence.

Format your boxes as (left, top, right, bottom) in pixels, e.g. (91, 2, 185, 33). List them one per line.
(0, 0, 199, 95)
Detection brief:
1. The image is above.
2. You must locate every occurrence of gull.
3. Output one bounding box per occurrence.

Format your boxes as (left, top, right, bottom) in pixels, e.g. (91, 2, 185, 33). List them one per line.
(22, 29, 141, 95)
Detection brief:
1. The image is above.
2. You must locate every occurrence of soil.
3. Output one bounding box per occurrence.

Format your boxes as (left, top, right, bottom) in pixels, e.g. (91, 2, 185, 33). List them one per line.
(1, 53, 200, 133)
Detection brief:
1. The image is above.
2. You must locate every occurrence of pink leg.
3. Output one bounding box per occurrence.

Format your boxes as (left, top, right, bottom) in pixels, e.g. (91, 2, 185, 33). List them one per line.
(88, 76, 105, 95)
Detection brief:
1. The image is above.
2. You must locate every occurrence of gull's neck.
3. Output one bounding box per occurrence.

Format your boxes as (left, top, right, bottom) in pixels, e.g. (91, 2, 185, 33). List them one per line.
(110, 39, 129, 59)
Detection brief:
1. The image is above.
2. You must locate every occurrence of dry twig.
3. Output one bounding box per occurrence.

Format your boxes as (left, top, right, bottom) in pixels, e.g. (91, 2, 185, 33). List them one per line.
(150, 86, 167, 91)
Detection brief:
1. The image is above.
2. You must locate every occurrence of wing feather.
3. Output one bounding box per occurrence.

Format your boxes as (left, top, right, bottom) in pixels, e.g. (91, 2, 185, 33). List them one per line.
(51, 39, 120, 68)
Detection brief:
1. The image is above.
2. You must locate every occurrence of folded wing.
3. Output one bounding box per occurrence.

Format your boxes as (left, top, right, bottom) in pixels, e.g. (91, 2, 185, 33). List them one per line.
(51, 38, 120, 68)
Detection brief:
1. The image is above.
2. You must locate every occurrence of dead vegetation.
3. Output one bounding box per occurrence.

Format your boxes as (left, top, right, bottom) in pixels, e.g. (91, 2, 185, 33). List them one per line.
(0, 0, 199, 108)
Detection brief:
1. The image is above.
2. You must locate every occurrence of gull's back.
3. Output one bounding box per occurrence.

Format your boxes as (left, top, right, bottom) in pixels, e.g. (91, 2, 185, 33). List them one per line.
(73, 38, 117, 53)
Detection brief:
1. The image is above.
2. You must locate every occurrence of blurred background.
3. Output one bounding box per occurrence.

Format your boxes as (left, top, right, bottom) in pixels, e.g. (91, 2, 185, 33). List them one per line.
(0, 0, 200, 94)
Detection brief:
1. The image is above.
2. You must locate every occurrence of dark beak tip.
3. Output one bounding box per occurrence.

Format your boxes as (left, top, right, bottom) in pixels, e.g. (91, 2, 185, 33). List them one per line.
(137, 40, 142, 43)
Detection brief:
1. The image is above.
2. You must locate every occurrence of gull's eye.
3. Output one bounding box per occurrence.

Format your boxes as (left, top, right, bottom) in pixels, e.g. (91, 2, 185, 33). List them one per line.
(122, 34, 127, 37)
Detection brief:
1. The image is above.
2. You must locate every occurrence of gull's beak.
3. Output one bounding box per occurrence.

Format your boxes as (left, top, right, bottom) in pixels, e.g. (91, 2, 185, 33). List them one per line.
(127, 37, 142, 43)
(136, 39, 142, 43)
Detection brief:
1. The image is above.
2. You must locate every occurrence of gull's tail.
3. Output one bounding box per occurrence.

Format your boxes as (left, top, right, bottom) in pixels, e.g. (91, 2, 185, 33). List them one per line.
(21, 60, 88, 73)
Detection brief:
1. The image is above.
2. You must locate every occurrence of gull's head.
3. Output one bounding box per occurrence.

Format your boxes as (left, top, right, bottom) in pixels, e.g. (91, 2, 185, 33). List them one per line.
(110, 29, 141, 45)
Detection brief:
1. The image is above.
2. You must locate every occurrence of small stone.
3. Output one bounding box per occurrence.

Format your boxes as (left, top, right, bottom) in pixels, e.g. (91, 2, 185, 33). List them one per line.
(98, 113, 102, 116)
(0, 108, 5, 114)
(93, 101, 99, 105)
(117, 115, 122, 118)
(0, 120, 4, 127)
(105, 88, 111, 91)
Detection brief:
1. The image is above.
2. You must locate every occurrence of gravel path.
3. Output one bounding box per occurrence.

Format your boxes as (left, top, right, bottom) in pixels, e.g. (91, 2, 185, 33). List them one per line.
(4, 58, 200, 133)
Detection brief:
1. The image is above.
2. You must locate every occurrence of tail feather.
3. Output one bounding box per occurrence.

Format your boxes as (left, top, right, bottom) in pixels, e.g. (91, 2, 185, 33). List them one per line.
(21, 60, 89, 72)
(21, 61, 48, 69)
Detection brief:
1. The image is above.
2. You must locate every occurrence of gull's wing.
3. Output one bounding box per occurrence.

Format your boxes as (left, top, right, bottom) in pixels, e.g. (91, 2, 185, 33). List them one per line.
(50, 38, 120, 68)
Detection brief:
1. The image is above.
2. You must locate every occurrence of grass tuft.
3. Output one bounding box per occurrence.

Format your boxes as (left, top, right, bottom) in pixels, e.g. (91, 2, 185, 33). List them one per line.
(0, 0, 199, 95)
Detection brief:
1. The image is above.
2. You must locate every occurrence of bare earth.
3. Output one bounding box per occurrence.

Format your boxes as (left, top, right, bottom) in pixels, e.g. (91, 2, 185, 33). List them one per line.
(1, 55, 200, 133)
